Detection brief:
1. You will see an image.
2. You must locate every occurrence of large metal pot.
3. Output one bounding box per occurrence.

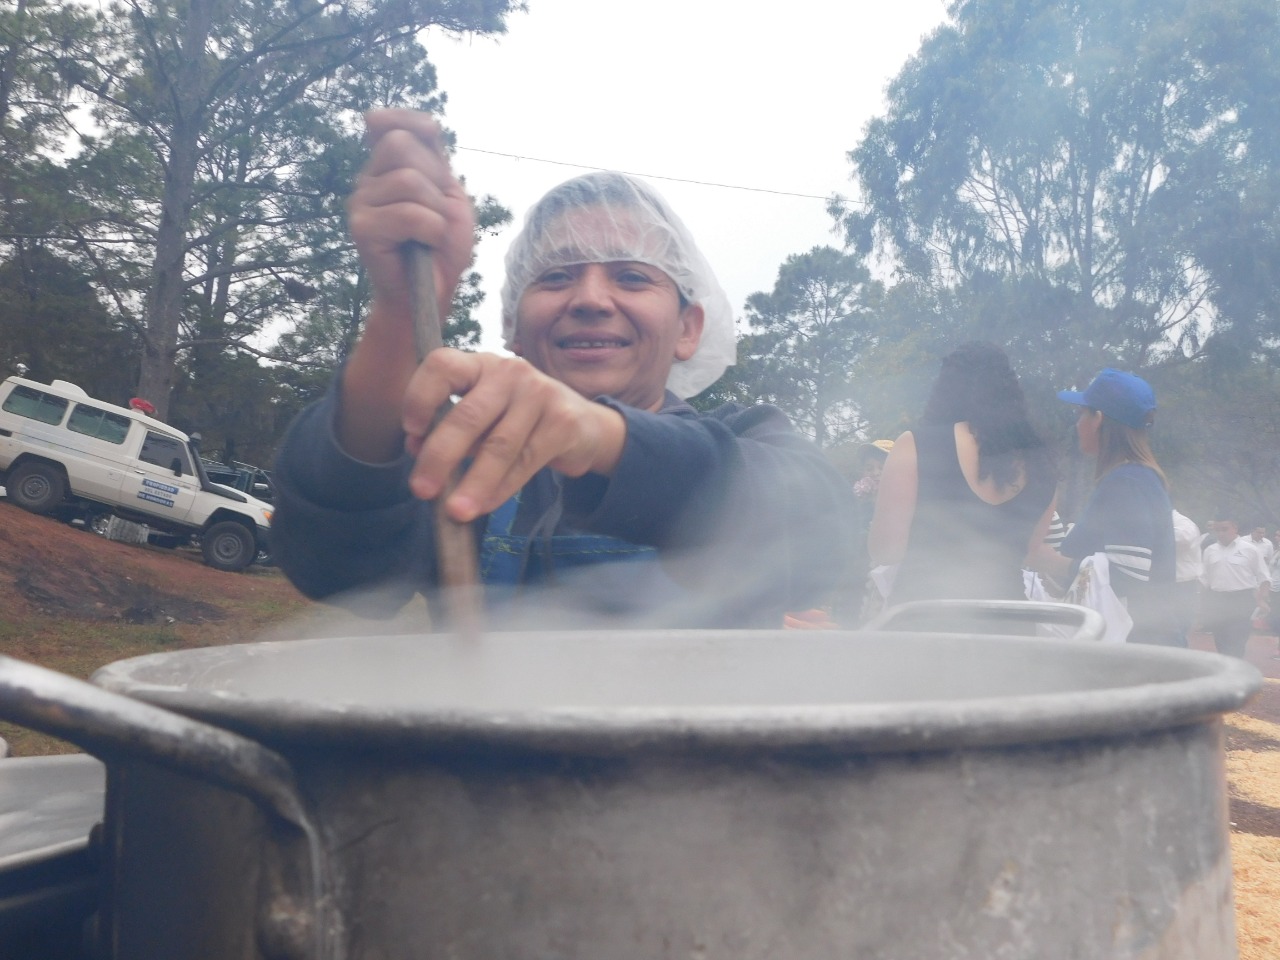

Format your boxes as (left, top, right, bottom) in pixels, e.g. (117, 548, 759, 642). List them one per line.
(0, 602, 1263, 960)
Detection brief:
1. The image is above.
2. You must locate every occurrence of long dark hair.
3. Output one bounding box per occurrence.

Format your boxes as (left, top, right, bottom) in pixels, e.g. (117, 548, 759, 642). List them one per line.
(921, 341, 1053, 489)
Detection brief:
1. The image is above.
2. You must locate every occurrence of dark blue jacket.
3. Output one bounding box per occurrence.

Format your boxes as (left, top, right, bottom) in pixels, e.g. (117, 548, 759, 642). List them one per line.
(271, 388, 857, 629)
(1060, 463, 1177, 644)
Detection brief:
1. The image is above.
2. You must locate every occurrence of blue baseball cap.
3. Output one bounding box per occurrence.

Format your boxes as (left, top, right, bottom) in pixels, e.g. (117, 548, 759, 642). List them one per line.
(1057, 368, 1156, 429)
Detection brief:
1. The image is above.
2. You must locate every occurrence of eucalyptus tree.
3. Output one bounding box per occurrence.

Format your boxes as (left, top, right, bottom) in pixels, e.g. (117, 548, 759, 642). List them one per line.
(62, 0, 518, 419)
(736, 246, 883, 447)
(1172, 0, 1280, 369)
(836, 0, 1280, 384)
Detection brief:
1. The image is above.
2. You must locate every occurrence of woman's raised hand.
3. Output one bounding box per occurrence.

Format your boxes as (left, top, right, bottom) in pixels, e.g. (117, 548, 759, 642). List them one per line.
(401, 351, 627, 523)
(347, 110, 475, 324)
(337, 111, 477, 463)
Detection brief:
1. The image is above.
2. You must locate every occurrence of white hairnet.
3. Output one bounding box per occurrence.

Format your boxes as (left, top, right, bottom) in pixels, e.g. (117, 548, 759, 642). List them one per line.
(500, 172, 736, 399)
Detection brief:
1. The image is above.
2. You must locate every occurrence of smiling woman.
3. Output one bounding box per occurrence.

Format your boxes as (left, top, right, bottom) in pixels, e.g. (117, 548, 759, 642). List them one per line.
(269, 110, 857, 629)
(498, 171, 735, 408)
(511, 258, 703, 411)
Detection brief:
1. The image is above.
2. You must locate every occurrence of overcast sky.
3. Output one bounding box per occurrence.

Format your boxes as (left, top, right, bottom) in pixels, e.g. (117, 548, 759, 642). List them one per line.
(420, 0, 949, 351)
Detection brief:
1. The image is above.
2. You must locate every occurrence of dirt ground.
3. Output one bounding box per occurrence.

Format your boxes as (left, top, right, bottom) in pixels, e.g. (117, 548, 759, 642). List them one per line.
(1212, 631, 1280, 960)
(0, 498, 315, 753)
(0, 497, 1277, 956)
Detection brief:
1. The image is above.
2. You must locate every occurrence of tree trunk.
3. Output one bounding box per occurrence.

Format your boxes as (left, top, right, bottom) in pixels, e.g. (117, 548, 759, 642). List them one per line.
(136, 141, 199, 417)
(134, 0, 218, 420)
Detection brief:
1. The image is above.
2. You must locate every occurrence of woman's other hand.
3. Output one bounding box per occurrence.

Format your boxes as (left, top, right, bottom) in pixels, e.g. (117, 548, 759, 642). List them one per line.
(402, 350, 627, 523)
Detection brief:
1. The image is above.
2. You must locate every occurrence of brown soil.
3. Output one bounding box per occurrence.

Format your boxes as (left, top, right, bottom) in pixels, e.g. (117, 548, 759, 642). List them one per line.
(0, 499, 1277, 956)
(1213, 634, 1280, 960)
(0, 500, 288, 626)
(0, 498, 314, 754)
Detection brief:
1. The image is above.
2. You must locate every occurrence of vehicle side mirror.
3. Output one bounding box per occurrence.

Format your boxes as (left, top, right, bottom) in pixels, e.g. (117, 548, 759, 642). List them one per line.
(170, 458, 183, 476)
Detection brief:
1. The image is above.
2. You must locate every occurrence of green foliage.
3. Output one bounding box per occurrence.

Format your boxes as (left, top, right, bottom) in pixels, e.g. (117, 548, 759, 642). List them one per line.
(0, 248, 138, 400)
(173, 189, 511, 465)
(445, 193, 514, 348)
(731, 246, 883, 447)
(1148, 363, 1280, 526)
(0, 0, 95, 164)
(813, 0, 1280, 523)
(269, 190, 512, 368)
(0, 0, 521, 422)
(168, 352, 289, 468)
(841, 0, 1280, 379)
(0, 0, 519, 466)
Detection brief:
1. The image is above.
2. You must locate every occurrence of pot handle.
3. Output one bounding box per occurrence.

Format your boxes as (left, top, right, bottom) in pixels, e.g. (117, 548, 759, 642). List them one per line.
(0, 654, 338, 960)
(865, 599, 1106, 642)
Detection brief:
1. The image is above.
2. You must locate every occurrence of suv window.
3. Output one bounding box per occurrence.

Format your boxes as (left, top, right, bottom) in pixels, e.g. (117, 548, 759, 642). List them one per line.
(2, 384, 69, 425)
(205, 467, 241, 489)
(67, 404, 131, 444)
(139, 431, 193, 475)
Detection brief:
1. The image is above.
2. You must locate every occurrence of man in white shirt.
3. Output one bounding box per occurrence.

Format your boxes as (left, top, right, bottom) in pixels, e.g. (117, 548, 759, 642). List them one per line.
(1249, 526, 1275, 564)
(1200, 517, 1271, 658)
(1171, 509, 1203, 645)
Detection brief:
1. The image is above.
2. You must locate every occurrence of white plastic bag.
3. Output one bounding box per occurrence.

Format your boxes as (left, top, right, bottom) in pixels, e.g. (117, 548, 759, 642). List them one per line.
(1026, 555, 1132, 642)
(1066, 553, 1133, 643)
(862, 564, 899, 623)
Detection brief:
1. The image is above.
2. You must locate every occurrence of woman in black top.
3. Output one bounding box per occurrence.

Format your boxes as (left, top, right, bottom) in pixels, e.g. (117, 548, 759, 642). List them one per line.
(870, 342, 1057, 605)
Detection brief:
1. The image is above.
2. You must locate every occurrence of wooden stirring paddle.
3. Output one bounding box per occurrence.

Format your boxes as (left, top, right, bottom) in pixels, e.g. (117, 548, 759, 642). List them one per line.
(404, 242, 484, 637)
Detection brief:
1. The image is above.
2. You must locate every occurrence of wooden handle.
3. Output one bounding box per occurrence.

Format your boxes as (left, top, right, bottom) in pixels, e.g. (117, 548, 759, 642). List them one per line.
(405, 243, 483, 636)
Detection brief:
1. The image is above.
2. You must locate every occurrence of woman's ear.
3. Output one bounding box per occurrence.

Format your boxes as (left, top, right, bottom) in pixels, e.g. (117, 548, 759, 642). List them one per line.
(673, 303, 705, 362)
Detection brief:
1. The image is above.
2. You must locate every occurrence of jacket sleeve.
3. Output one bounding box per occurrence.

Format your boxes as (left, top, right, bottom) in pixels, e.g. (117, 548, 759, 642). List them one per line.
(1059, 470, 1164, 591)
(270, 387, 435, 610)
(560, 400, 858, 616)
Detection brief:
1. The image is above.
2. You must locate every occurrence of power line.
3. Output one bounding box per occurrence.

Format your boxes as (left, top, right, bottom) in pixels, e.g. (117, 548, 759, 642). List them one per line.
(455, 146, 866, 207)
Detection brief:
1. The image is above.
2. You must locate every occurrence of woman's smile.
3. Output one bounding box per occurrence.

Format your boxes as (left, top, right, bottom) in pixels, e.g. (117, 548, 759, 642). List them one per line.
(556, 333, 632, 353)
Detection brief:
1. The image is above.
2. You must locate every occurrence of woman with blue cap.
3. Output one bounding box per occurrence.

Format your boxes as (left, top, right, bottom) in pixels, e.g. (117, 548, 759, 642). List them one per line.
(1043, 369, 1178, 645)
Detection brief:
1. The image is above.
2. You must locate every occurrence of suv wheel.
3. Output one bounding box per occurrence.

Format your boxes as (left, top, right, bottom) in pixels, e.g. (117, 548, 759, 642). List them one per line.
(8, 462, 67, 515)
(201, 521, 255, 572)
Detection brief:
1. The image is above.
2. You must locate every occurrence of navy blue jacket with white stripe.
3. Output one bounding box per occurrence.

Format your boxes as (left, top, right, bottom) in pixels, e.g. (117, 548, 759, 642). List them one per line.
(1059, 463, 1177, 643)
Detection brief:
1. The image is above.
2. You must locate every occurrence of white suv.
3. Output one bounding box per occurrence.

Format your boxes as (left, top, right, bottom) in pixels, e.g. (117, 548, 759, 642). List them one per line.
(0, 376, 272, 572)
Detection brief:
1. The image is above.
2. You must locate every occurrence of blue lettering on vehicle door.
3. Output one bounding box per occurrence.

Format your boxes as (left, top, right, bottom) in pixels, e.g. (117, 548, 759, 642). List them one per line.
(138, 477, 178, 508)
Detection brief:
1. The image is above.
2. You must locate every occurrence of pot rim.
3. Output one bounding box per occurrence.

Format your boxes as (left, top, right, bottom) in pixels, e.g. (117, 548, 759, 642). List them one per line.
(92, 630, 1263, 756)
